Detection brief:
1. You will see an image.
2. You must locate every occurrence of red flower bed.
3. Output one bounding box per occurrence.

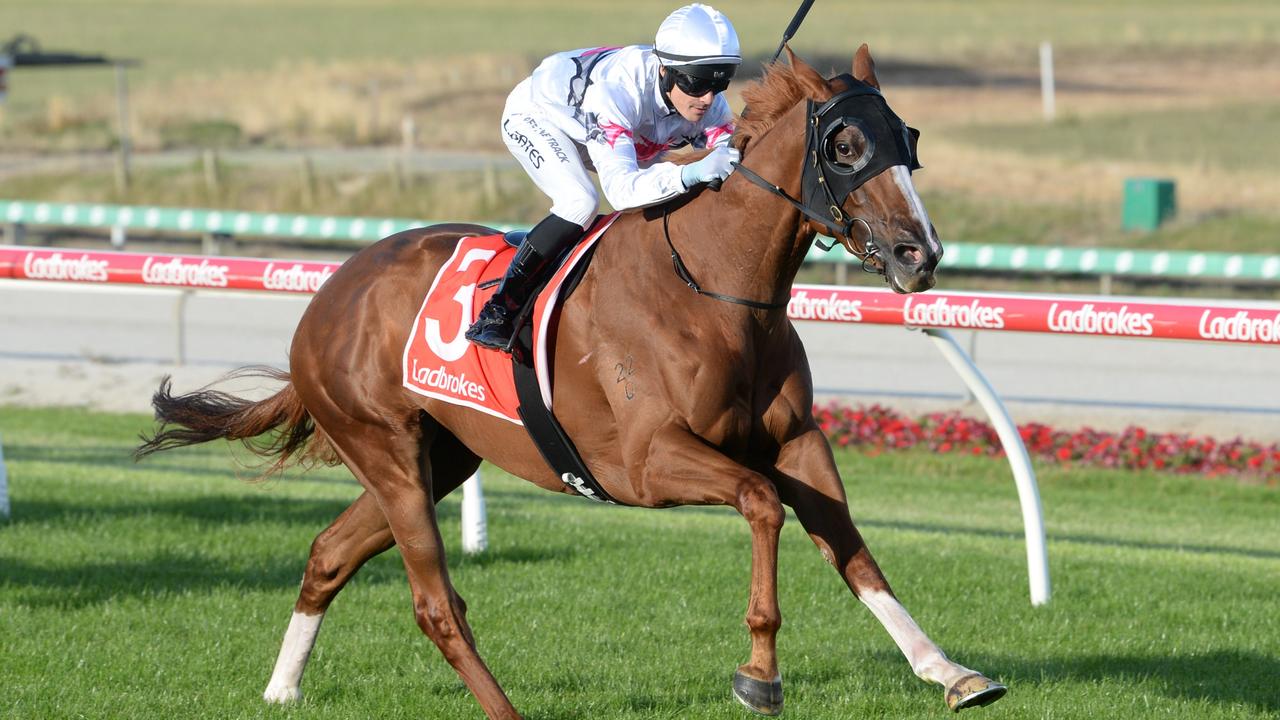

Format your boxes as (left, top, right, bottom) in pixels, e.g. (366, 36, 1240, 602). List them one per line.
(813, 403, 1280, 481)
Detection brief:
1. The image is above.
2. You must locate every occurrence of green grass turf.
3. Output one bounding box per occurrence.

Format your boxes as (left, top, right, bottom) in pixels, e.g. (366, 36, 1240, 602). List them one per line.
(1, 405, 1278, 719)
(922, 190, 1280, 255)
(5, 0, 1277, 109)
(945, 103, 1280, 175)
(7, 0, 1278, 75)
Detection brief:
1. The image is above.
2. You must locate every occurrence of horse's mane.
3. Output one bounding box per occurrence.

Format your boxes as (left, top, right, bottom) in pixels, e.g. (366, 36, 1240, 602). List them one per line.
(733, 51, 835, 154)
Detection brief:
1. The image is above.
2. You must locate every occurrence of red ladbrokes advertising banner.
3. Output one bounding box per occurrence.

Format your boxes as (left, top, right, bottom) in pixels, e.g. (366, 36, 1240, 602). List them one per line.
(1, 247, 1276, 345)
(786, 285, 1280, 345)
(0, 247, 335, 293)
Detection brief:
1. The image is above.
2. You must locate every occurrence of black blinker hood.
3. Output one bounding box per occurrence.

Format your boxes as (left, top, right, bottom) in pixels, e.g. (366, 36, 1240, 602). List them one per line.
(801, 75, 922, 227)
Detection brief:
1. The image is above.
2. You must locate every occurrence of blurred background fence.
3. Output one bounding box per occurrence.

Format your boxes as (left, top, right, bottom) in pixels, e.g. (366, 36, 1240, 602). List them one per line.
(2, 1, 1277, 299)
(4, 199, 1280, 295)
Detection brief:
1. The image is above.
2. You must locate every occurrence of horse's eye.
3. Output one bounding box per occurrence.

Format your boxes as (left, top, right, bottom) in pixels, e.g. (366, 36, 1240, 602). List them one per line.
(836, 142, 851, 156)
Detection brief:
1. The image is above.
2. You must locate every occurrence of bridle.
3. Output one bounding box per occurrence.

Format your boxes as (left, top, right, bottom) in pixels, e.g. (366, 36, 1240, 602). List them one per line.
(734, 74, 922, 272)
(664, 74, 923, 310)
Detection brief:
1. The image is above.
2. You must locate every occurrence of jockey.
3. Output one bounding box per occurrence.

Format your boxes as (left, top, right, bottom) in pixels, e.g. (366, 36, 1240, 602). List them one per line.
(466, 3, 742, 352)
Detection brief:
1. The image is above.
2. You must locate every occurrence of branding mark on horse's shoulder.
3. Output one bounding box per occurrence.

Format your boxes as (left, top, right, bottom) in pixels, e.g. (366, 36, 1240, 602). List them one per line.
(615, 355, 637, 400)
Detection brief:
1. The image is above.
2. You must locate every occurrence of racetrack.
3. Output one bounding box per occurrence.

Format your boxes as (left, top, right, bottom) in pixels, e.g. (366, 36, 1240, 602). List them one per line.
(1, 404, 1277, 720)
(2, 281, 1277, 441)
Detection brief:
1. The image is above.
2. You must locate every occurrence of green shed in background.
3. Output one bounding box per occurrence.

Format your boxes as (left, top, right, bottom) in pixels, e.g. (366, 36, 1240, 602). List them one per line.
(1122, 177, 1177, 231)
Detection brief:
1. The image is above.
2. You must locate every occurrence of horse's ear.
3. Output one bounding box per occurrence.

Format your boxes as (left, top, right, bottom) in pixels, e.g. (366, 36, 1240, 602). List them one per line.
(853, 43, 880, 90)
(786, 46, 834, 100)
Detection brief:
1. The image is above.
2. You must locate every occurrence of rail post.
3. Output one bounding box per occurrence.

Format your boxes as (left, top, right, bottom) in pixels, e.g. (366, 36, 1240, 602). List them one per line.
(4, 222, 24, 246)
(174, 290, 191, 366)
(920, 328, 1051, 606)
(461, 471, 488, 554)
(0, 432, 10, 521)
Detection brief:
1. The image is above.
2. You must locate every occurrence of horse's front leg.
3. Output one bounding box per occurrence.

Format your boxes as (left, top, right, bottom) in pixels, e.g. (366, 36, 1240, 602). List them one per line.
(640, 424, 786, 716)
(773, 426, 1007, 712)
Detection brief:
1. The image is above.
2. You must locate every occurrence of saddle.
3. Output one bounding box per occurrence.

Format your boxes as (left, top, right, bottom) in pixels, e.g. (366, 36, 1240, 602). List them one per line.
(402, 214, 622, 503)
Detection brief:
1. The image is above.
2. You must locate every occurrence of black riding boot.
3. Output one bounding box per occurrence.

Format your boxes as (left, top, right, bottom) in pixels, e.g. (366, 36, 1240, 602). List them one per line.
(465, 214, 583, 352)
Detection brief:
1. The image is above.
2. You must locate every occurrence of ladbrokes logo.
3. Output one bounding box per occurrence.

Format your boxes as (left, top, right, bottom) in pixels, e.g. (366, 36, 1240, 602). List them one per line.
(262, 263, 334, 292)
(141, 257, 229, 288)
(1198, 310, 1280, 343)
(1047, 303, 1153, 336)
(903, 297, 1005, 329)
(410, 358, 487, 402)
(22, 252, 109, 282)
(787, 290, 863, 322)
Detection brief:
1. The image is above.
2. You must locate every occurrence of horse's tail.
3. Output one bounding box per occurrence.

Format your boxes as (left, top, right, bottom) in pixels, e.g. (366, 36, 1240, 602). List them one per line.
(134, 366, 337, 477)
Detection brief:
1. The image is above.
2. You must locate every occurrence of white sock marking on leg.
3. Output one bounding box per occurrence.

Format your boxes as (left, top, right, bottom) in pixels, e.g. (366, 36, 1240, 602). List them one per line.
(263, 611, 325, 704)
(859, 589, 972, 686)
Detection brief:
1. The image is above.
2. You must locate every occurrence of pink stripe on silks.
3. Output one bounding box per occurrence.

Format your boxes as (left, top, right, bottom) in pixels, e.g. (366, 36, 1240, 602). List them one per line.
(704, 123, 734, 147)
(596, 121, 669, 162)
(634, 137, 670, 163)
(580, 46, 621, 57)
(597, 121, 633, 149)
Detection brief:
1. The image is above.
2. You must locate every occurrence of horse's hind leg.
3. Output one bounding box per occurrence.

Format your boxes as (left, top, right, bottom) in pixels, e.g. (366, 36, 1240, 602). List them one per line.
(774, 428, 1007, 712)
(264, 428, 483, 704)
(303, 409, 516, 718)
(263, 490, 392, 703)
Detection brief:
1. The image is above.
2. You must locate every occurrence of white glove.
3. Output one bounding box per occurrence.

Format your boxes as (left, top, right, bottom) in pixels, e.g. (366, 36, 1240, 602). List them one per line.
(681, 146, 740, 188)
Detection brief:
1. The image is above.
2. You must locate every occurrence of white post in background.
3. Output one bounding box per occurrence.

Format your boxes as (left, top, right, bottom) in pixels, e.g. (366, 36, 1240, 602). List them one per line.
(921, 329, 1051, 606)
(0, 433, 10, 521)
(400, 115, 416, 154)
(1039, 41, 1056, 123)
(114, 63, 133, 192)
(461, 471, 487, 554)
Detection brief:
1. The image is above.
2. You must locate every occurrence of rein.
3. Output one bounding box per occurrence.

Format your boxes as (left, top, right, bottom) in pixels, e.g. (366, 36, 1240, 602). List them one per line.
(662, 206, 789, 311)
(731, 160, 882, 274)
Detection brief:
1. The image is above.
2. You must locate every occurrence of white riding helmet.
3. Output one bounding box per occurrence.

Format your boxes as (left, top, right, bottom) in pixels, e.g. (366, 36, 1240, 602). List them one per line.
(655, 3, 742, 70)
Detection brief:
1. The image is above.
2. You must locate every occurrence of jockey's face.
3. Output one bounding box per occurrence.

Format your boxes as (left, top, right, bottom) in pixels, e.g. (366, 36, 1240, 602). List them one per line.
(662, 68, 718, 123)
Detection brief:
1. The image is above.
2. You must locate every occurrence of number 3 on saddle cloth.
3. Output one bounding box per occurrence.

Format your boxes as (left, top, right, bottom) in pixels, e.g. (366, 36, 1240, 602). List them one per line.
(402, 213, 622, 504)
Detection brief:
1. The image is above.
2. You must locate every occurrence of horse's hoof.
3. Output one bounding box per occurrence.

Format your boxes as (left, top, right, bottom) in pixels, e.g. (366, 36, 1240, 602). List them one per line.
(945, 672, 1007, 712)
(262, 685, 302, 704)
(732, 670, 783, 716)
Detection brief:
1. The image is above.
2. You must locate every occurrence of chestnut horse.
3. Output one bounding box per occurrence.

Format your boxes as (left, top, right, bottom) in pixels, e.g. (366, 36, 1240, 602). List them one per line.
(138, 47, 1005, 717)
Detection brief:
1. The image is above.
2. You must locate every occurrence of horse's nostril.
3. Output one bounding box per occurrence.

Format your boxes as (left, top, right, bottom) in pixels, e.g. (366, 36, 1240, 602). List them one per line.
(894, 244, 924, 268)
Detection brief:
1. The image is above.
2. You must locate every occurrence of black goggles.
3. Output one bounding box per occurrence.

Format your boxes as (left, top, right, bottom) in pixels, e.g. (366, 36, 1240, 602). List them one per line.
(670, 66, 734, 96)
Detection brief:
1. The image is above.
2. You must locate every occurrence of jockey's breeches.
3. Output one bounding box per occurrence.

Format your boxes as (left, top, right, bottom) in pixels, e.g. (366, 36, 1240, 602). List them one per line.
(500, 107, 598, 229)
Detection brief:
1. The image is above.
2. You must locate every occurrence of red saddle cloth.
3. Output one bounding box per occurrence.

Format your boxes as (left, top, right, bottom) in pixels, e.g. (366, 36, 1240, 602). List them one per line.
(401, 214, 620, 423)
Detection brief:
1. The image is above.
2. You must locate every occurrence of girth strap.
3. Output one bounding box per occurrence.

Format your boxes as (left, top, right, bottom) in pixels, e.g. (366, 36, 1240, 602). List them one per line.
(512, 359, 619, 505)
(509, 240, 621, 505)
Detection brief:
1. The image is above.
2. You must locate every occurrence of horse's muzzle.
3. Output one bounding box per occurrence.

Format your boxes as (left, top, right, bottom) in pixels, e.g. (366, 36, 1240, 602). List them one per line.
(886, 238, 938, 293)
